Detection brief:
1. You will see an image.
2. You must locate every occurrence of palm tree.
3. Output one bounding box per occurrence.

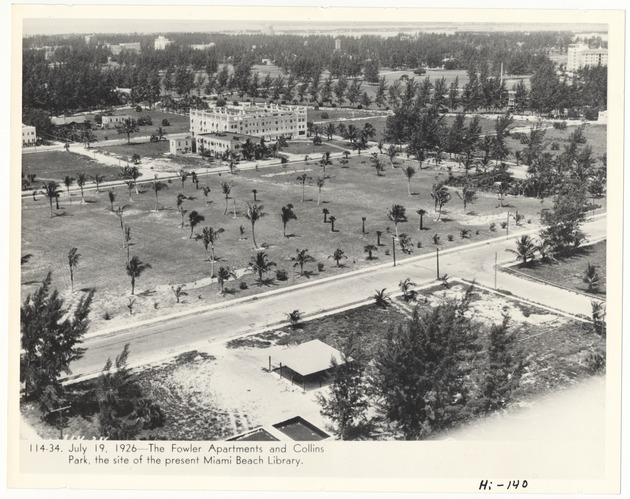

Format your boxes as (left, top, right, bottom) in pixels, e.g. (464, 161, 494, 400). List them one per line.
(171, 284, 188, 303)
(124, 225, 132, 263)
(506, 235, 537, 266)
(216, 266, 237, 294)
(63, 175, 74, 199)
(296, 173, 312, 202)
(67, 247, 80, 293)
(328, 248, 347, 267)
(287, 309, 303, 329)
(329, 215, 337, 232)
(583, 263, 601, 292)
(245, 203, 266, 249)
(402, 166, 416, 196)
(387, 204, 408, 237)
(416, 209, 428, 230)
(92, 174, 105, 193)
(107, 188, 116, 210)
(364, 244, 377, 260)
(179, 170, 188, 189)
(431, 183, 451, 220)
(292, 248, 315, 276)
(118, 118, 139, 144)
(220, 181, 233, 215)
(372, 288, 390, 308)
(249, 251, 277, 284)
(125, 181, 134, 202)
(399, 278, 417, 302)
(188, 210, 205, 238)
(151, 181, 169, 211)
(202, 186, 212, 205)
(280, 203, 297, 237)
(76, 173, 88, 204)
(81, 129, 97, 149)
(536, 239, 556, 263)
(387, 144, 397, 168)
(316, 176, 326, 205)
(176, 193, 189, 228)
(322, 207, 330, 223)
(20, 254, 33, 266)
(252, 189, 258, 202)
(42, 181, 62, 218)
(113, 204, 130, 246)
(128, 166, 141, 194)
(126, 255, 151, 295)
(200, 226, 225, 277)
(325, 122, 336, 140)
(155, 126, 167, 141)
(456, 186, 477, 210)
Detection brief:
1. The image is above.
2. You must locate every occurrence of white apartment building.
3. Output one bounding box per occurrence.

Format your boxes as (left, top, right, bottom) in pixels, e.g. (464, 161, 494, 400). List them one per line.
(567, 44, 608, 72)
(101, 115, 132, 128)
(154, 36, 172, 51)
(110, 42, 141, 55)
(22, 124, 36, 146)
(190, 103, 307, 144)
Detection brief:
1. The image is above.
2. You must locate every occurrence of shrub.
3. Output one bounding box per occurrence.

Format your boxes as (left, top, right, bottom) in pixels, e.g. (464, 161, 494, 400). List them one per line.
(357, 104, 363, 109)
(233, 100, 239, 106)
(331, 103, 337, 108)
(162, 118, 170, 126)
(550, 141, 560, 151)
(417, 241, 422, 248)
(135, 105, 142, 112)
(584, 348, 606, 374)
(489, 222, 496, 232)
(276, 269, 288, 281)
(320, 112, 329, 119)
(103, 311, 112, 320)
(239, 281, 248, 290)
(500, 221, 508, 229)
(553, 121, 567, 130)
(314, 105, 319, 110)
(317, 262, 325, 272)
(447, 234, 454, 241)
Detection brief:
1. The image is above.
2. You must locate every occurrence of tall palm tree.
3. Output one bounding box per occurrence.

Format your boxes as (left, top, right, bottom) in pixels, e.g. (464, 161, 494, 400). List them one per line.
(200, 226, 225, 277)
(124, 225, 132, 263)
(329, 215, 337, 232)
(249, 251, 277, 284)
(188, 210, 205, 238)
(76, 172, 88, 204)
(456, 186, 477, 210)
(42, 181, 62, 218)
(63, 175, 74, 199)
(328, 248, 347, 267)
(202, 186, 212, 205)
(431, 183, 451, 220)
(118, 118, 139, 144)
(583, 263, 601, 292)
(176, 193, 189, 228)
(506, 235, 537, 266)
(387, 144, 397, 168)
(126, 255, 151, 295)
(416, 209, 428, 230)
(402, 166, 416, 196)
(81, 129, 97, 149)
(179, 170, 188, 189)
(372, 288, 390, 308)
(245, 203, 266, 249)
(67, 247, 80, 293)
(125, 181, 134, 202)
(107, 188, 116, 210)
(216, 266, 237, 294)
(322, 207, 330, 223)
(280, 203, 297, 237)
(114, 204, 130, 246)
(387, 204, 408, 237)
(151, 181, 169, 211)
(316, 176, 326, 205)
(155, 126, 167, 141)
(296, 173, 312, 202)
(220, 181, 233, 215)
(292, 248, 315, 276)
(92, 174, 105, 193)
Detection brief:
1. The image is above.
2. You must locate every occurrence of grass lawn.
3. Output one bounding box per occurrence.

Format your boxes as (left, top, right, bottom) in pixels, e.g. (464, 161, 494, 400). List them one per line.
(21, 152, 553, 332)
(95, 139, 171, 161)
(503, 240, 607, 297)
(283, 141, 350, 156)
(21, 151, 123, 183)
(307, 108, 386, 122)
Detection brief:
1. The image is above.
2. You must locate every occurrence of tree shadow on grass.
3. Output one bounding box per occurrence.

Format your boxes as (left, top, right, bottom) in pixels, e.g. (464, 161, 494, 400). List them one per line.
(83, 199, 98, 204)
(296, 270, 316, 279)
(53, 211, 70, 217)
(439, 217, 454, 223)
(257, 277, 278, 287)
(137, 288, 156, 297)
(284, 233, 300, 239)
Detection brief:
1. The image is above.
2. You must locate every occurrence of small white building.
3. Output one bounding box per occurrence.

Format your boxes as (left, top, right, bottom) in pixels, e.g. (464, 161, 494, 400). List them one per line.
(190, 43, 215, 50)
(597, 110, 608, 124)
(154, 36, 172, 51)
(101, 115, 132, 128)
(22, 124, 36, 146)
(170, 136, 194, 155)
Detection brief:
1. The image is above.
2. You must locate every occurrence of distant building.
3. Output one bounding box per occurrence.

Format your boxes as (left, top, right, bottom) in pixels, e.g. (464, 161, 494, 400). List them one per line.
(22, 124, 36, 146)
(261, 58, 272, 65)
(507, 90, 517, 111)
(84, 34, 94, 44)
(154, 36, 172, 51)
(190, 102, 307, 143)
(194, 132, 260, 157)
(101, 115, 132, 128)
(334, 38, 342, 51)
(190, 43, 216, 50)
(110, 42, 141, 55)
(169, 136, 194, 155)
(567, 43, 608, 72)
(263, 24, 274, 35)
(597, 110, 608, 124)
(51, 115, 82, 126)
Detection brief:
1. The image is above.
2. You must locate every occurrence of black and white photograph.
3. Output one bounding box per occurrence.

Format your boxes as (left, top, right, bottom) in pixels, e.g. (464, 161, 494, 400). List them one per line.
(5, 2, 625, 495)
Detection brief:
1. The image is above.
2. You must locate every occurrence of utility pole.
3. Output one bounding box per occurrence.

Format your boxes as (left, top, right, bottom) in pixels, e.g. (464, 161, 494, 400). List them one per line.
(436, 247, 440, 279)
(392, 236, 397, 267)
(494, 252, 498, 289)
(506, 211, 510, 236)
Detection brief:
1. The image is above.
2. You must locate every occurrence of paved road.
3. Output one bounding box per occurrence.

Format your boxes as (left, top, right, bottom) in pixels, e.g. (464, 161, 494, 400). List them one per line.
(65, 216, 607, 381)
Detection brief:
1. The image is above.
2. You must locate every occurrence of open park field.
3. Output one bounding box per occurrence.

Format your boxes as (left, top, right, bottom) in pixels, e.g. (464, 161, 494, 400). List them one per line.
(21, 150, 550, 333)
(22, 281, 603, 440)
(21, 150, 122, 183)
(504, 240, 607, 297)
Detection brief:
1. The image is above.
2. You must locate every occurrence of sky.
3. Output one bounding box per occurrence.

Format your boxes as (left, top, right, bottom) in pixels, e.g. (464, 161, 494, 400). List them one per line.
(22, 19, 608, 37)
